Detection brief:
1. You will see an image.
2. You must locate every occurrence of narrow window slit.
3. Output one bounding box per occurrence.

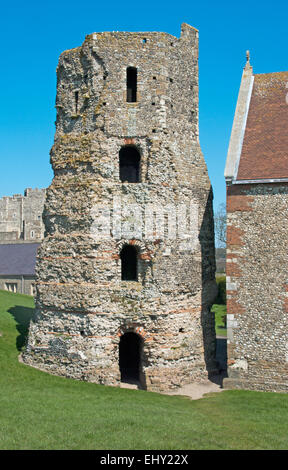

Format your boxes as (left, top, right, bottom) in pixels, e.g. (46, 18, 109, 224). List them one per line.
(126, 67, 137, 103)
(75, 91, 79, 113)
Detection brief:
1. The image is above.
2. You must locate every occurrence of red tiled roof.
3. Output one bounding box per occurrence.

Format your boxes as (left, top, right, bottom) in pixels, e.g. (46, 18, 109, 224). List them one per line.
(237, 71, 288, 180)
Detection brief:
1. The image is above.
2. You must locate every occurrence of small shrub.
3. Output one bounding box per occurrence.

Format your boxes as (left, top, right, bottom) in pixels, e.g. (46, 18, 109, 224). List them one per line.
(215, 276, 226, 304)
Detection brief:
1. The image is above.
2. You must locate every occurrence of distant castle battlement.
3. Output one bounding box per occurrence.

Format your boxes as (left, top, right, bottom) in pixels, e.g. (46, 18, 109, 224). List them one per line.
(0, 188, 46, 243)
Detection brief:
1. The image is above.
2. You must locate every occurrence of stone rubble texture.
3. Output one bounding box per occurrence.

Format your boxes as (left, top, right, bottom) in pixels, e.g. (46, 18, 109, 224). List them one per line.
(225, 183, 288, 393)
(23, 24, 218, 391)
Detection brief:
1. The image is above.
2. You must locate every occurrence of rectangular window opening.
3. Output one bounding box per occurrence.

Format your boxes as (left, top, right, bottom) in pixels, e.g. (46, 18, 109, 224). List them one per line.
(127, 67, 137, 103)
(5, 283, 17, 293)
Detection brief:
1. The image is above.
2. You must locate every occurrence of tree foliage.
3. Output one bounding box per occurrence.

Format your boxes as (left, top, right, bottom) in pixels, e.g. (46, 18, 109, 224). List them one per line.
(215, 203, 226, 247)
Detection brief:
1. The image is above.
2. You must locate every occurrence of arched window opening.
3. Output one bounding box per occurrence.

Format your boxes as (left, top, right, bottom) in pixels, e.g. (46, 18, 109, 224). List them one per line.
(119, 332, 142, 382)
(119, 146, 140, 183)
(120, 245, 138, 281)
(126, 67, 137, 103)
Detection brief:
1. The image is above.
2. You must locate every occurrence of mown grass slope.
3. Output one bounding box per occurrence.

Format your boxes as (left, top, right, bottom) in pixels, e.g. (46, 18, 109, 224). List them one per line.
(0, 289, 287, 450)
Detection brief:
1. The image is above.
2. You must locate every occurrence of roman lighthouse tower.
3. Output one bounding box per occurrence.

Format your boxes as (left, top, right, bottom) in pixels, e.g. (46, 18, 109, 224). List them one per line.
(23, 24, 217, 391)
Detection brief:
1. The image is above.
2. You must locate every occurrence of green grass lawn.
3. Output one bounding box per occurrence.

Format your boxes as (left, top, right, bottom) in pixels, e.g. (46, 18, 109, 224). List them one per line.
(212, 303, 227, 337)
(0, 289, 288, 450)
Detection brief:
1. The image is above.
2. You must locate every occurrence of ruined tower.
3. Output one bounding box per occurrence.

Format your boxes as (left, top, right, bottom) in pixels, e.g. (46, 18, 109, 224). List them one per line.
(23, 24, 217, 391)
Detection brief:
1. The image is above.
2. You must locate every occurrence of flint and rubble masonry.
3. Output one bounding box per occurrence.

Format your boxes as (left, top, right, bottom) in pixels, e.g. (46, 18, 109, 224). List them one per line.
(23, 24, 218, 391)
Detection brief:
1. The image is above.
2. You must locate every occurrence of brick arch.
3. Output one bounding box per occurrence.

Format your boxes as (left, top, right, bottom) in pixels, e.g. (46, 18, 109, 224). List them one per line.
(122, 140, 144, 166)
(116, 239, 153, 261)
(117, 323, 147, 339)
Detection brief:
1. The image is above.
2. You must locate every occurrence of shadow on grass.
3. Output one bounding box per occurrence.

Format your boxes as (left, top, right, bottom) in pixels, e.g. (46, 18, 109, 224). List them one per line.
(9, 306, 35, 351)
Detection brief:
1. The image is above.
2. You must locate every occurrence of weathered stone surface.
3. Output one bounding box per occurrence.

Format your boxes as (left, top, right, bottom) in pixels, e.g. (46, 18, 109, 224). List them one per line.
(224, 183, 288, 393)
(23, 24, 217, 391)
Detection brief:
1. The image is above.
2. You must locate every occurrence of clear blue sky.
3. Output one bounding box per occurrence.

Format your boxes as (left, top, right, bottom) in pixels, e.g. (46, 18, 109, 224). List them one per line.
(0, 0, 287, 212)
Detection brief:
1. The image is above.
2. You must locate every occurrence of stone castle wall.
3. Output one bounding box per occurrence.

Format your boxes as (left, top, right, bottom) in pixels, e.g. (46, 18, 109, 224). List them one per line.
(0, 188, 46, 243)
(0, 275, 36, 296)
(224, 182, 288, 392)
(23, 24, 218, 391)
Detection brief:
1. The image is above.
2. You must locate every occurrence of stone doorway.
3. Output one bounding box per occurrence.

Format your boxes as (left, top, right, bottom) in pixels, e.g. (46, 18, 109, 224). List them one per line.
(119, 332, 142, 383)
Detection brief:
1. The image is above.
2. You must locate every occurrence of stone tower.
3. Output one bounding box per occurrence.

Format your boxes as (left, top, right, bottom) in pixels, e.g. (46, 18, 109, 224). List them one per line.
(23, 23, 217, 391)
(0, 188, 46, 243)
